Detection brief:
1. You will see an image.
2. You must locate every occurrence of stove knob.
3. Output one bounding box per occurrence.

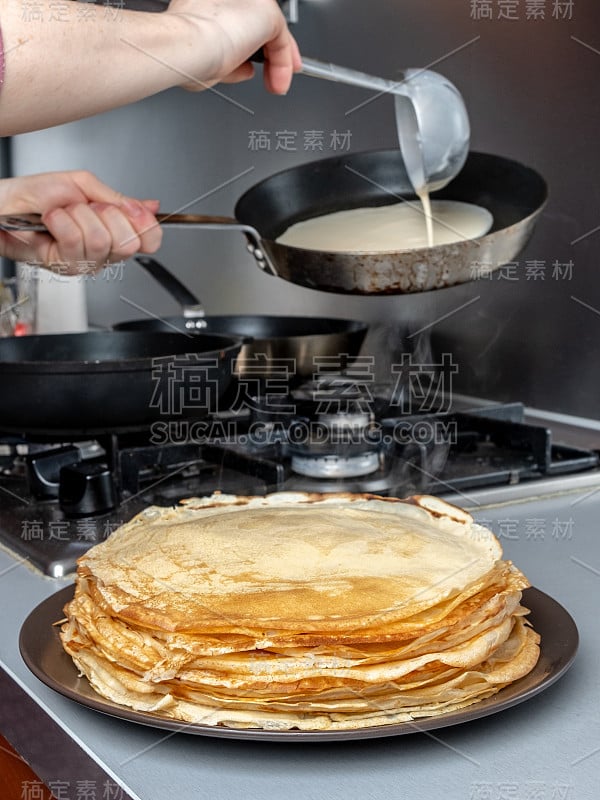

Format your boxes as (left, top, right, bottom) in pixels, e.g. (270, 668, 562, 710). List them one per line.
(27, 446, 81, 498)
(59, 462, 118, 518)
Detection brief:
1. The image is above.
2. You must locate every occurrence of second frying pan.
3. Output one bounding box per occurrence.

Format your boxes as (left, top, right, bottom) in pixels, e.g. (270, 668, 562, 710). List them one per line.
(0, 331, 243, 436)
(114, 257, 369, 386)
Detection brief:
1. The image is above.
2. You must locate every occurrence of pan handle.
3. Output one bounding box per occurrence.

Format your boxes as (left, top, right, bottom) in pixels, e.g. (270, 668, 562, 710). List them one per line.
(0, 212, 279, 277)
(134, 256, 206, 318)
(156, 214, 279, 277)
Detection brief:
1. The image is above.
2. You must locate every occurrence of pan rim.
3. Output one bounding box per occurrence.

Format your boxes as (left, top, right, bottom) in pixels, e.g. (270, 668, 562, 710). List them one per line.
(235, 148, 548, 207)
(113, 315, 370, 340)
(0, 331, 244, 372)
(235, 149, 549, 251)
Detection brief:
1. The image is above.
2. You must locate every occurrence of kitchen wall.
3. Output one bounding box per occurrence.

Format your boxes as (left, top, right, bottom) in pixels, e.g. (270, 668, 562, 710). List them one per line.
(10, 0, 600, 418)
(0, 139, 12, 277)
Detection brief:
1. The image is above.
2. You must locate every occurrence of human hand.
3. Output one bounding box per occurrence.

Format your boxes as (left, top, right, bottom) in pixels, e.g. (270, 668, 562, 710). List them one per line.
(167, 0, 302, 95)
(0, 171, 163, 275)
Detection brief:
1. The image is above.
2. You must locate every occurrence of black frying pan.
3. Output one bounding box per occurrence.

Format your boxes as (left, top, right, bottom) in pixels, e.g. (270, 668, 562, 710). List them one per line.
(233, 150, 548, 294)
(0, 331, 243, 436)
(0, 151, 547, 295)
(113, 256, 368, 385)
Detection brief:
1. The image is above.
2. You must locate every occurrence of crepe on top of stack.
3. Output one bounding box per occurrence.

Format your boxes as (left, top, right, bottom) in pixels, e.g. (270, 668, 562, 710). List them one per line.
(60, 493, 540, 731)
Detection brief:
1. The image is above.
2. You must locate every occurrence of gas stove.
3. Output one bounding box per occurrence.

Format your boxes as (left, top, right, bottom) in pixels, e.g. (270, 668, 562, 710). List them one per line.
(0, 389, 598, 577)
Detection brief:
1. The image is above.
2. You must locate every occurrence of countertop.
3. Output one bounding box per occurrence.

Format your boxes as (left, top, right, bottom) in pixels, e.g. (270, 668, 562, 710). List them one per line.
(1, 484, 598, 800)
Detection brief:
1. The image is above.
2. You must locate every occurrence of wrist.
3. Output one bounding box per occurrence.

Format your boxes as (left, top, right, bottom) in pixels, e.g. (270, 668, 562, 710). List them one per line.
(161, 11, 226, 86)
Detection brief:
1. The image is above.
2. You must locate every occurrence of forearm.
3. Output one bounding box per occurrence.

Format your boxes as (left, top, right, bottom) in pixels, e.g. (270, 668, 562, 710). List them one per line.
(0, 3, 203, 135)
(0, 1, 299, 136)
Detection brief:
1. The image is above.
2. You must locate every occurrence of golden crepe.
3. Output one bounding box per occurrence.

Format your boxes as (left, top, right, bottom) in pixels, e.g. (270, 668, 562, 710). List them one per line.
(60, 493, 540, 731)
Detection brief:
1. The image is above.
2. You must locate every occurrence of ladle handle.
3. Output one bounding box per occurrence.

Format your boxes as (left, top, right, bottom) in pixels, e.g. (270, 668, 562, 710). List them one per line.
(252, 50, 407, 96)
(0, 213, 279, 277)
(299, 57, 407, 97)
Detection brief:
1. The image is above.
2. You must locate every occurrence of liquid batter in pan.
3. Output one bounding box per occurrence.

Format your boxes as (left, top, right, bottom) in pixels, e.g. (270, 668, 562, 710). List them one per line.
(276, 200, 493, 253)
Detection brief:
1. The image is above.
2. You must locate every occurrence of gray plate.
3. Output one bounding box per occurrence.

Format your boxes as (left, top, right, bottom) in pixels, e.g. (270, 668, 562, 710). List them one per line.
(19, 586, 578, 742)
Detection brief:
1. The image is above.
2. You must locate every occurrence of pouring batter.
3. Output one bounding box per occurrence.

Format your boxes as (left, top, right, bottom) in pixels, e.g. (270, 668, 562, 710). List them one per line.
(278, 77, 491, 253)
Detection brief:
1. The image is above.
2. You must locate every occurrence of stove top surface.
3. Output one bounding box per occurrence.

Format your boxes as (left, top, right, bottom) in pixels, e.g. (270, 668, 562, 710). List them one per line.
(1, 401, 598, 576)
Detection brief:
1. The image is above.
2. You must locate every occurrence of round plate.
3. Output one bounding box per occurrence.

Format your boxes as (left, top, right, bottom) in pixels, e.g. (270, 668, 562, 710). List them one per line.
(19, 586, 578, 742)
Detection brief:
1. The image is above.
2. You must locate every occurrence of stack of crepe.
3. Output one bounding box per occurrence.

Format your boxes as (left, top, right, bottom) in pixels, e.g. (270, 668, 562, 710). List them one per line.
(60, 493, 540, 731)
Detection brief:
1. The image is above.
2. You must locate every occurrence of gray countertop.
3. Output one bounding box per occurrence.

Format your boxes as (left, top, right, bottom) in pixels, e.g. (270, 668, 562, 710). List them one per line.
(1, 484, 598, 800)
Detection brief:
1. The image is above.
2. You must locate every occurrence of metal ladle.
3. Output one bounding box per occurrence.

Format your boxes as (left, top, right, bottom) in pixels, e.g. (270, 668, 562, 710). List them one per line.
(297, 57, 470, 192)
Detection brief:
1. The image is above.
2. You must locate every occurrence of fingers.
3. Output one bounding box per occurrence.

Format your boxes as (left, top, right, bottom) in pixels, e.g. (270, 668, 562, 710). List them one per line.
(0, 230, 45, 265)
(68, 170, 127, 207)
(219, 29, 299, 93)
(115, 199, 163, 254)
(141, 199, 161, 214)
(262, 29, 302, 95)
(174, 0, 301, 94)
(15, 169, 124, 213)
(217, 62, 256, 86)
(0, 172, 164, 275)
(36, 199, 162, 275)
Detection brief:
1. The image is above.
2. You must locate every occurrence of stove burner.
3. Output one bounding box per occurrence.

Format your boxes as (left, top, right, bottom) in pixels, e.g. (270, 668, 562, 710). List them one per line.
(291, 451, 381, 479)
(286, 406, 380, 478)
(317, 410, 373, 431)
